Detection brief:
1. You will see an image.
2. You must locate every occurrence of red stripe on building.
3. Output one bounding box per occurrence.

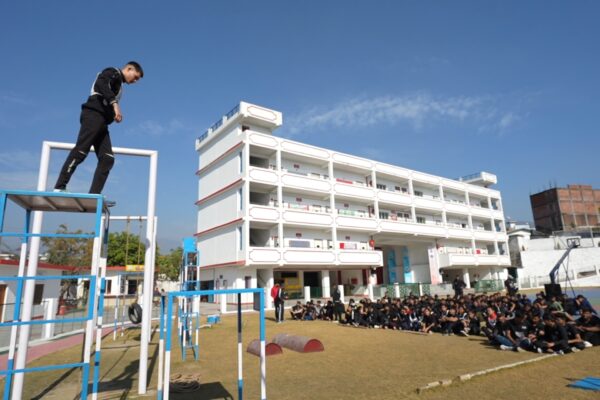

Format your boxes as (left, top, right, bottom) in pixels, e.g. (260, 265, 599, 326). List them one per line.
(194, 218, 243, 238)
(195, 178, 243, 206)
(200, 260, 246, 269)
(0, 259, 77, 272)
(196, 141, 244, 176)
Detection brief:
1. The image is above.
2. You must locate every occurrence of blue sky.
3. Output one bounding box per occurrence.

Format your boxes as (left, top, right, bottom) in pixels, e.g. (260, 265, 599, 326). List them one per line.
(1, 1, 599, 251)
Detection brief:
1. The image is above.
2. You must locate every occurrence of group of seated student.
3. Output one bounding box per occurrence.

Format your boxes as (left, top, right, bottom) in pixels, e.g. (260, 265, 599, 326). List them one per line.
(290, 291, 600, 354)
(289, 299, 344, 321)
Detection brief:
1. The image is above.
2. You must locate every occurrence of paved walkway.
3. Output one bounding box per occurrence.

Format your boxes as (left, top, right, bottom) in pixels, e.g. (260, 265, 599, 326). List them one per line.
(0, 326, 115, 372)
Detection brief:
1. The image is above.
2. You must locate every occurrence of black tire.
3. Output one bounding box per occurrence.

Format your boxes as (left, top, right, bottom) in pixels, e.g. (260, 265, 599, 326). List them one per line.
(128, 303, 143, 324)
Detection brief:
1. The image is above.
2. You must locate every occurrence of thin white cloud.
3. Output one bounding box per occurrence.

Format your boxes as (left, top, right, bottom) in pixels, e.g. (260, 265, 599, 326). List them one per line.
(0, 150, 40, 170)
(498, 112, 519, 130)
(126, 119, 187, 137)
(0, 93, 33, 106)
(285, 93, 520, 136)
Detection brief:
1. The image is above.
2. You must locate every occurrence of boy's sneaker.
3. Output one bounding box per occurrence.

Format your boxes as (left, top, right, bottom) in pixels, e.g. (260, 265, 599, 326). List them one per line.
(460, 330, 469, 337)
(570, 347, 581, 353)
(536, 347, 543, 354)
(53, 188, 68, 193)
(555, 350, 564, 355)
(515, 346, 525, 353)
(499, 345, 512, 351)
(583, 341, 593, 348)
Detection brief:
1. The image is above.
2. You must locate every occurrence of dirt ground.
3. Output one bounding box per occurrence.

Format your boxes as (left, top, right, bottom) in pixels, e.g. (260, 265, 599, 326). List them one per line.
(4, 313, 599, 399)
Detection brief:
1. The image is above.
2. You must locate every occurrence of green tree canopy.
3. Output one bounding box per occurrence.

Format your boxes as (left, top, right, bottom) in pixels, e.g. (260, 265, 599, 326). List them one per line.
(156, 246, 182, 281)
(42, 225, 184, 281)
(41, 224, 93, 270)
(107, 231, 146, 267)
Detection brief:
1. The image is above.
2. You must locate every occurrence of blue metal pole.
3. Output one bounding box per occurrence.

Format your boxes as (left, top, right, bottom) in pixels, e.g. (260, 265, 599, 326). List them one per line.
(92, 278, 106, 397)
(0, 192, 7, 231)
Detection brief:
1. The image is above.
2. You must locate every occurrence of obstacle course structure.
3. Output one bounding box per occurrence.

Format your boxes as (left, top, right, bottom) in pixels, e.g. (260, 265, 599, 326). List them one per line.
(0, 140, 158, 398)
(176, 237, 202, 360)
(158, 288, 267, 400)
(0, 190, 110, 400)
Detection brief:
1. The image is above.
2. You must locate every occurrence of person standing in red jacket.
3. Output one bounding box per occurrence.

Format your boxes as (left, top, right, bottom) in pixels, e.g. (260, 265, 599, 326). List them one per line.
(272, 283, 285, 323)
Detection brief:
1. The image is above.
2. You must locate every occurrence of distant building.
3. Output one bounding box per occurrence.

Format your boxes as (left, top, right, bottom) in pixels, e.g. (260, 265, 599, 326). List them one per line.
(530, 184, 600, 233)
(506, 231, 600, 288)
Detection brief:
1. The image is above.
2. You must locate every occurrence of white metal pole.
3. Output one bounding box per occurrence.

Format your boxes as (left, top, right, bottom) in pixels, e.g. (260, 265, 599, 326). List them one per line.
(11, 141, 51, 400)
(6, 241, 29, 391)
(138, 151, 158, 395)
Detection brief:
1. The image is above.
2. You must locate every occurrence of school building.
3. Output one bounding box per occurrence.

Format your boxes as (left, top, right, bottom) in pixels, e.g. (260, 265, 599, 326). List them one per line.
(195, 102, 510, 305)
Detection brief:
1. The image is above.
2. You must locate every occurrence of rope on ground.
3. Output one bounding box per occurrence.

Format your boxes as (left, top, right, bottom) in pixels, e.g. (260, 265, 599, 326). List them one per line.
(169, 373, 202, 393)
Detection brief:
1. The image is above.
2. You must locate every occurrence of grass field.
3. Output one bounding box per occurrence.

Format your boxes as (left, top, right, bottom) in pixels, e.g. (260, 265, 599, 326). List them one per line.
(5, 311, 599, 400)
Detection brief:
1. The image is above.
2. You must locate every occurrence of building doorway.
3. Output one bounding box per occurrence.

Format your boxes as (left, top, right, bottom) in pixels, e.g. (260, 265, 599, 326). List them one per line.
(303, 271, 320, 287)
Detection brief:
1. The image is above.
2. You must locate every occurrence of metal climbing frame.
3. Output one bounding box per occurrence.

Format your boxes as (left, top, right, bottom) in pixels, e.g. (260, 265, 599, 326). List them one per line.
(177, 237, 201, 360)
(0, 190, 109, 400)
(158, 288, 267, 400)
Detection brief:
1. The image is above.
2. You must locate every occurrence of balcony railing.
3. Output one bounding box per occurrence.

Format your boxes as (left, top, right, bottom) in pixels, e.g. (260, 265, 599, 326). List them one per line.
(335, 178, 367, 186)
(198, 104, 240, 143)
(283, 202, 331, 214)
(283, 169, 329, 180)
(337, 209, 370, 218)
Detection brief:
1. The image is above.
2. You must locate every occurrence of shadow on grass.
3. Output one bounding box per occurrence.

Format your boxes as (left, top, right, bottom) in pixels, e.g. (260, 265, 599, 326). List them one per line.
(171, 381, 233, 400)
(30, 366, 79, 400)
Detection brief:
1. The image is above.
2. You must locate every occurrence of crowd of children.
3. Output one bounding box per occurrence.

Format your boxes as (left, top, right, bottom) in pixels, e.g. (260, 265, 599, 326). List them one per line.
(287, 291, 600, 354)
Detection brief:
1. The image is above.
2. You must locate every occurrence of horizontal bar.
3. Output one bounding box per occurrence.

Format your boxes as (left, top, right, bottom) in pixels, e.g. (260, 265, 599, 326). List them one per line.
(44, 141, 157, 157)
(0, 189, 103, 201)
(0, 274, 96, 281)
(0, 317, 90, 327)
(0, 232, 95, 239)
(0, 362, 87, 375)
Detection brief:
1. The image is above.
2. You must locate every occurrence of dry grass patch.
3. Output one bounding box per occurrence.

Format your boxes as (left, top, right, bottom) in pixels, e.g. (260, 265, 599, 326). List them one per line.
(4, 313, 599, 399)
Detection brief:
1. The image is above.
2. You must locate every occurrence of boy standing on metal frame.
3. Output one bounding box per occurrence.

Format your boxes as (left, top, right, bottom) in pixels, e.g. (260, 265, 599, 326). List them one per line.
(54, 61, 144, 194)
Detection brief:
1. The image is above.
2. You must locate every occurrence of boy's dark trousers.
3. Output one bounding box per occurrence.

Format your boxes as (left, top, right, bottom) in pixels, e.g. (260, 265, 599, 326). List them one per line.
(274, 299, 284, 322)
(55, 109, 115, 194)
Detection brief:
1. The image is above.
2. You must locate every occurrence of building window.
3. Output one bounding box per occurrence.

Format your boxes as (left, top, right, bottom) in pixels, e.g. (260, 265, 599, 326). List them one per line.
(33, 284, 44, 305)
(106, 280, 112, 294)
(416, 216, 426, 224)
(128, 280, 138, 295)
(238, 188, 243, 211)
(238, 152, 243, 174)
(414, 190, 423, 197)
(376, 183, 386, 190)
(379, 211, 389, 220)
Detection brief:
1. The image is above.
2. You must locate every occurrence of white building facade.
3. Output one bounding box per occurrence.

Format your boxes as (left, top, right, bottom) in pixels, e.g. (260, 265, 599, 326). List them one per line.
(195, 102, 510, 303)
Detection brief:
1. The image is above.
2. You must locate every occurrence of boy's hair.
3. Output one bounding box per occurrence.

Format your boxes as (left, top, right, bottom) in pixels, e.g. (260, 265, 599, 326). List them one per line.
(126, 61, 144, 77)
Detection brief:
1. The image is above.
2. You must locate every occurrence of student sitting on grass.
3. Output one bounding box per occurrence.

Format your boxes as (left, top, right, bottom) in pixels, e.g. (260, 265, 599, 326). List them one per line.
(290, 301, 305, 320)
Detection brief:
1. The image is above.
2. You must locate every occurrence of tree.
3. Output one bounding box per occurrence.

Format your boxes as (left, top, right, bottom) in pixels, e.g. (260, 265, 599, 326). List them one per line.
(41, 224, 94, 304)
(156, 247, 182, 281)
(107, 231, 146, 267)
(41, 224, 93, 269)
